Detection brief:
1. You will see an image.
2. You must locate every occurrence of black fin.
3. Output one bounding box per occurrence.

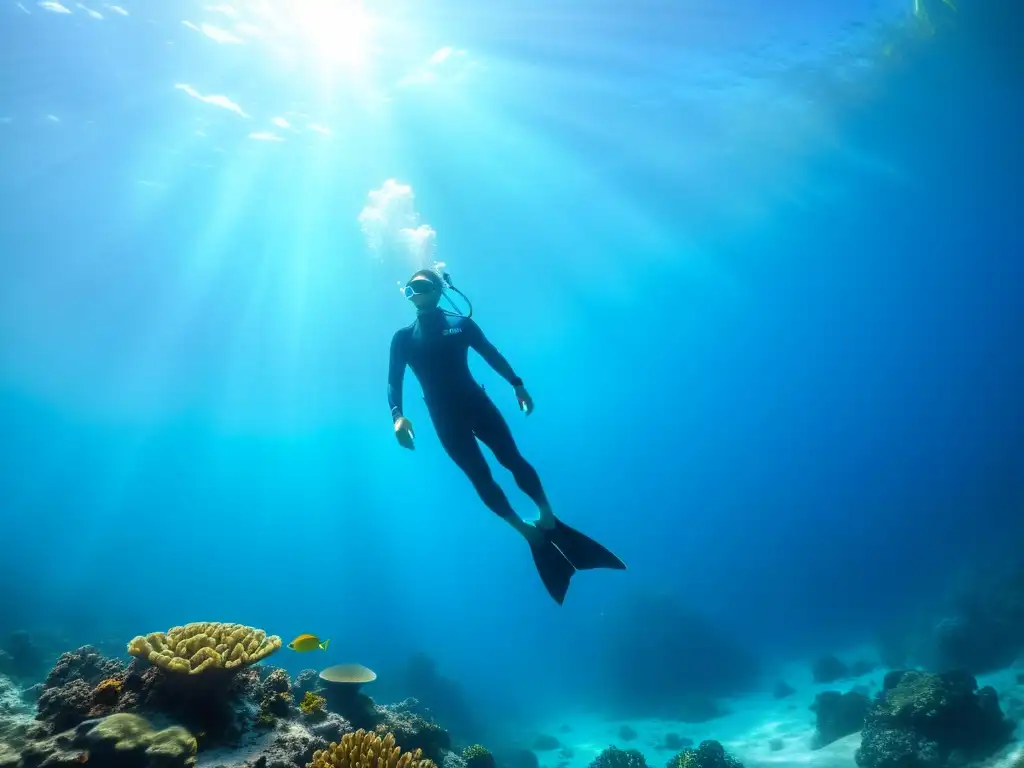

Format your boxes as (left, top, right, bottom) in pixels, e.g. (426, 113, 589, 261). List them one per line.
(549, 519, 627, 571)
(530, 540, 576, 605)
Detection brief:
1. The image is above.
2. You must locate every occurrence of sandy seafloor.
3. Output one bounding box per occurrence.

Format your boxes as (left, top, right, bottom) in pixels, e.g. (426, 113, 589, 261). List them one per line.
(499, 652, 1024, 768)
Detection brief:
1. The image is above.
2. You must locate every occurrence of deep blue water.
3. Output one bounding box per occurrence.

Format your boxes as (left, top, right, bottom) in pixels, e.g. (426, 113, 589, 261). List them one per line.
(1, 0, 1021, 732)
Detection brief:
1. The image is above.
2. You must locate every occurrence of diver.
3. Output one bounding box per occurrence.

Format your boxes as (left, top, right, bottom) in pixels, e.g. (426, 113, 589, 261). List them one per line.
(387, 268, 626, 604)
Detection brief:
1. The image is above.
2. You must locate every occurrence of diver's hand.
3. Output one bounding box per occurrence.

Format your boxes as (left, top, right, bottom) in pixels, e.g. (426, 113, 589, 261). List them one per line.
(394, 417, 415, 450)
(514, 385, 534, 416)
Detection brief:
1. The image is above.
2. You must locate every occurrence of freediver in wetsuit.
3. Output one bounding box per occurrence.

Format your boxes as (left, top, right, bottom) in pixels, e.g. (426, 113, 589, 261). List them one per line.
(387, 269, 626, 604)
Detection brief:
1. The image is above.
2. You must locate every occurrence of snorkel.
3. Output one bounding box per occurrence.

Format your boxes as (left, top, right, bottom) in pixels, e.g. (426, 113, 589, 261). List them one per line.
(438, 269, 473, 319)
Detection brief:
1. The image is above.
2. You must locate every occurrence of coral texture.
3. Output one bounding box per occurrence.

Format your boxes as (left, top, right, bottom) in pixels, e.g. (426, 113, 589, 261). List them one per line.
(666, 741, 743, 768)
(588, 746, 648, 768)
(127, 622, 282, 674)
(309, 728, 436, 768)
(462, 744, 496, 768)
(855, 669, 1014, 768)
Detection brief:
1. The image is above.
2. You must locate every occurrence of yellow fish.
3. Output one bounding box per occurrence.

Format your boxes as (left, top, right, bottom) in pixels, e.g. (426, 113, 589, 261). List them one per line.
(287, 634, 330, 652)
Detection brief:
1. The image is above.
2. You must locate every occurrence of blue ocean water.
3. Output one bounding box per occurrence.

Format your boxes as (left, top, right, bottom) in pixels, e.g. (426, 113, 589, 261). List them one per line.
(0, 0, 1021, 748)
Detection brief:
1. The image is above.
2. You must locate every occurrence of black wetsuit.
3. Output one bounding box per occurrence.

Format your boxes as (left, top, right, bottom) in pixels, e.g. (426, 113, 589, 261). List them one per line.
(387, 309, 547, 519)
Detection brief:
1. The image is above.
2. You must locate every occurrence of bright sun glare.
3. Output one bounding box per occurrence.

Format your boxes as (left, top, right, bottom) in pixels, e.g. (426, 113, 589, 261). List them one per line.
(245, 0, 376, 77)
(292, 0, 374, 73)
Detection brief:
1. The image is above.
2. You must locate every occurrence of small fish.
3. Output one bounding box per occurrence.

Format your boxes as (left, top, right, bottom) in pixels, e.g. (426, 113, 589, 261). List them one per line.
(287, 634, 330, 652)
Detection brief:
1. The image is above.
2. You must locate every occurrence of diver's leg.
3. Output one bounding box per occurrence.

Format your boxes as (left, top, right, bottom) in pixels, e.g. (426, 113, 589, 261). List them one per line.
(472, 395, 556, 528)
(433, 409, 541, 543)
(470, 396, 625, 573)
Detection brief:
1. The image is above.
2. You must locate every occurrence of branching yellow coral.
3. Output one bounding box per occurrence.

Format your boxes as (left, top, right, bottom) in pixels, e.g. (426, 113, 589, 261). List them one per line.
(127, 622, 282, 674)
(309, 729, 436, 768)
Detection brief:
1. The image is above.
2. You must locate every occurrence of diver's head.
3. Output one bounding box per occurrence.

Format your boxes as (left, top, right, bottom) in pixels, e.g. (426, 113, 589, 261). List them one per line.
(403, 269, 444, 311)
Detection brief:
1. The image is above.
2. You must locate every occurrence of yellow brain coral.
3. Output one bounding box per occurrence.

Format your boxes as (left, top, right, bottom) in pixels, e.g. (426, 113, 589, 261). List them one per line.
(127, 622, 282, 674)
(309, 729, 436, 768)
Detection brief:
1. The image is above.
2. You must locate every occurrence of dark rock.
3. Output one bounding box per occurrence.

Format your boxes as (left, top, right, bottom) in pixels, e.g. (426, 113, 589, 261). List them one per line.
(772, 680, 796, 700)
(678, 697, 725, 723)
(811, 690, 869, 748)
(662, 733, 692, 751)
(768, 738, 784, 752)
(812, 655, 849, 684)
(259, 668, 294, 720)
(850, 660, 876, 677)
(462, 745, 497, 768)
(533, 734, 560, 751)
(928, 565, 1024, 674)
(855, 669, 1014, 768)
(618, 724, 637, 742)
(35, 678, 93, 734)
(43, 647, 123, 692)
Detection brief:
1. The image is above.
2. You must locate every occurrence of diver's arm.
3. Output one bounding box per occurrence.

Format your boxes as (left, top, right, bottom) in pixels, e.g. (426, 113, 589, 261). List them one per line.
(387, 331, 408, 421)
(465, 319, 523, 388)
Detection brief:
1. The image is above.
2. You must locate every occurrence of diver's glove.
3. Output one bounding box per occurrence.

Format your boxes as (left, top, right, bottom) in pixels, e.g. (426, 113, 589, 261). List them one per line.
(514, 384, 534, 416)
(394, 417, 416, 450)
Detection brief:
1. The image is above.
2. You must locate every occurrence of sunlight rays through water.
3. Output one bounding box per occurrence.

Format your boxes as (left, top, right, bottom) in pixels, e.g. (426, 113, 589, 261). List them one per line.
(0, 0, 947, 427)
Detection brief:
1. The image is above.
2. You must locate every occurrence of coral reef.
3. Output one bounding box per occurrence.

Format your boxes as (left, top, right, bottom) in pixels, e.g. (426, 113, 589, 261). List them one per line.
(320, 665, 379, 730)
(302, 692, 329, 721)
(1, 628, 474, 768)
(293, 669, 322, 700)
(461, 744, 495, 768)
(33, 646, 127, 735)
(373, 699, 451, 763)
(665, 741, 743, 768)
(258, 668, 295, 724)
(589, 746, 648, 768)
(810, 690, 869, 748)
(855, 670, 1015, 768)
(5, 713, 197, 768)
(128, 622, 282, 675)
(309, 728, 436, 768)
